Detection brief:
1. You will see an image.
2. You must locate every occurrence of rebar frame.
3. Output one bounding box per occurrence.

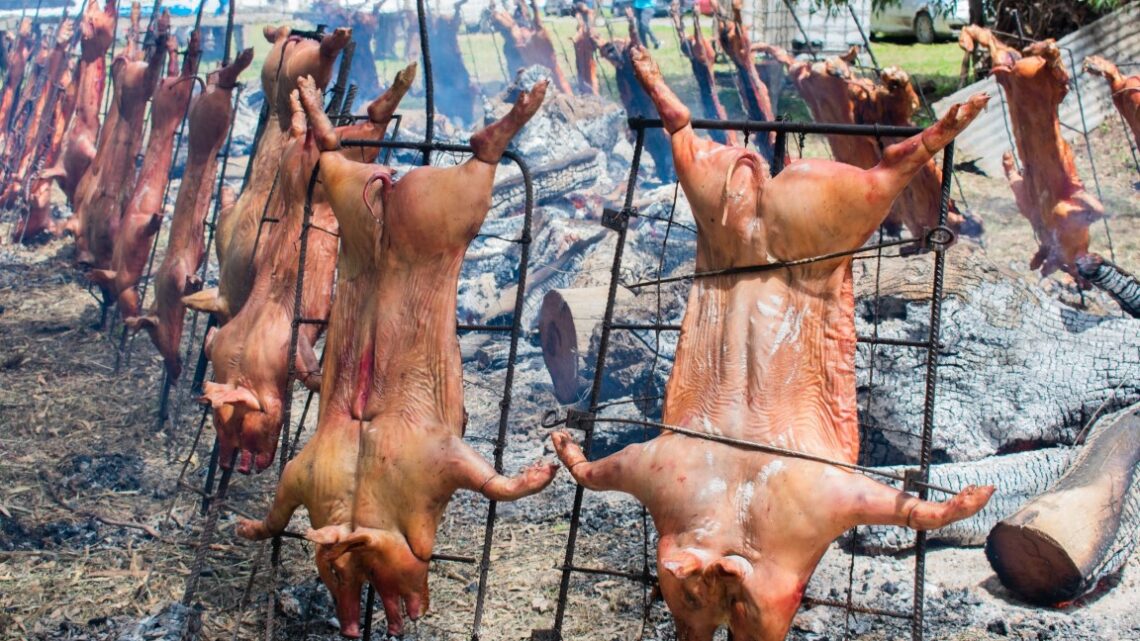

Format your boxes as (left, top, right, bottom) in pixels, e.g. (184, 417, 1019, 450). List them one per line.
(539, 115, 960, 641)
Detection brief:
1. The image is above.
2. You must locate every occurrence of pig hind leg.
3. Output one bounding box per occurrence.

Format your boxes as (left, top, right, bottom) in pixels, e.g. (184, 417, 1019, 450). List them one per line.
(470, 80, 548, 163)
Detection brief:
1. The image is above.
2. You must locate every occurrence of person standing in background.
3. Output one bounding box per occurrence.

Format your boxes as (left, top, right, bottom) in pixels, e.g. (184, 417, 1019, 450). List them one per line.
(633, 0, 661, 48)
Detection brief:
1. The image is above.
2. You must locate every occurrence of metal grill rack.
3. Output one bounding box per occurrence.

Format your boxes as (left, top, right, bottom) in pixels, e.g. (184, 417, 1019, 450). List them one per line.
(535, 116, 964, 641)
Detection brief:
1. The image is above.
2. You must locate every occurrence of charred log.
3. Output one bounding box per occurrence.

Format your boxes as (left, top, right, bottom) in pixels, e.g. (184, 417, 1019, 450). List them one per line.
(986, 407, 1140, 605)
(1077, 254, 1140, 319)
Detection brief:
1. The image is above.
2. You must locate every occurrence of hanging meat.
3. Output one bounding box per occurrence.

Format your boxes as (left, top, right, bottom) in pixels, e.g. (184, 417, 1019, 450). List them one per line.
(88, 32, 201, 319)
(1084, 55, 1140, 148)
(0, 27, 54, 180)
(43, 0, 118, 209)
(572, 5, 600, 96)
(236, 77, 557, 638)
(183, 27, 352, 323)
(67, 5, 169, 278)
(127, 49, 254, 381)
(201, 65, 417, 474)
(958, 25, 1020, 85)
(426, 0, 475, 125)
(671, 6, 733, 145)
(0, 18, 75, 208)
(760, 44, 881, 171)
(994, 41, 1103, 284)
(551, 48, 994, 641)
(716, 0, 774, 159)
(0, 18, 34, 151)
(490, 0, 573, 94)
(7, 22, 78, 243)
(857, 66, 975, 239)
(598, 12, 673, 181)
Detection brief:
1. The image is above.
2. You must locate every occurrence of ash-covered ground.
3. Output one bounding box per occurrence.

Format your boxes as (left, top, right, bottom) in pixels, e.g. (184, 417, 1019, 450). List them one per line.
(1, 72, 1139, 641)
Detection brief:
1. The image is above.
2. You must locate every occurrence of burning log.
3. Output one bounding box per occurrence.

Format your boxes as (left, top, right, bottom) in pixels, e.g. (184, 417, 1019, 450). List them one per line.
(89, 32, 201, 320)
(1076, 254, 1140, 319)
(427, 0, 475, 125)
(986, 407, 1140, 606)
(539, 286, 635, 403)
(1084, 55, 1140, 149)
(671, 5, 734, 146)
(994, 41, 1104, 285)
(489, 148, 604, 215)
(571, 6, 600, 96)
(856, 243, 1140, 463)
(490, 0, 573, 94)
(717, 0, 775, 159)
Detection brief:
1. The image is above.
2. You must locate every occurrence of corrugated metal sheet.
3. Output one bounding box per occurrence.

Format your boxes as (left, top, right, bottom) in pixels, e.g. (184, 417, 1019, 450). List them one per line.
(932, 3, 1140, 176)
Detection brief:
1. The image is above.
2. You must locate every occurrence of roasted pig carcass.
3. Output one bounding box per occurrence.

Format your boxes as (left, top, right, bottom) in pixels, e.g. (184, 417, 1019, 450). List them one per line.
(859, 66, 975, 239)
(760, 44, 882, 172)
(551, 49, 994, 641)
(490, 0, 573, 94)
(236, 78, 557, 638)
(0, 18, 34, 151)
(716, 1, 774, 156)
(672, 6, 734, 146)
(958, 25, 1020, 84)
(183, 27, 351, 323)
(598, 13, 674, 181)
(572, 6, 601, 96)
(44, 0, 117, 208)
(89, 32, 201, 318)
(426, 0, 475, 124)
(995, 41, 1103, 284)
(1, 18, 75, 209)
(1084, 55, 1140, 148)
(68, 5, 168, 276)
(201, 65, 416, 474)
(127, 50, 254, 380)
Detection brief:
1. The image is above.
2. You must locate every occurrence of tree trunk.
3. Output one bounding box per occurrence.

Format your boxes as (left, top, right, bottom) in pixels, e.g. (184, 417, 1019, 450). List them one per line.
(985, 407, 1140, 605)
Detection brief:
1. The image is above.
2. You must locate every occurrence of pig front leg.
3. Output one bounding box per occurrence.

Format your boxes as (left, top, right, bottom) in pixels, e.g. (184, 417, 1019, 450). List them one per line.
(550, 431, 647, 496)
(450, 437, 558, 500)
(836, 470, 994, 532)
(235, 454, 307, 540)
(875, 93, 990, 189)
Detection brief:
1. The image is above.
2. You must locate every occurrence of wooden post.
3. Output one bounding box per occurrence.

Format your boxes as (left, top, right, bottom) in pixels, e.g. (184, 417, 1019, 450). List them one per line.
(985, 407, 1140, 605)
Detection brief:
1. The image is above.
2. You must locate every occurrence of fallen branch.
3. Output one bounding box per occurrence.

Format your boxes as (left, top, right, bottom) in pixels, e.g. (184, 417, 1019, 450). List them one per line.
(39, 471, 164, 541)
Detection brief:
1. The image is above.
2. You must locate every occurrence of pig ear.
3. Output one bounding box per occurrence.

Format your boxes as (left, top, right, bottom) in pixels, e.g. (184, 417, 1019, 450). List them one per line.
(182, 287, 226, 315)
(200, 382, 261, 411)
(124, 314, 157, 331)
(706, 555, 752, 580)
(87, 268, 115, 287)
(660, 549, 706, 580)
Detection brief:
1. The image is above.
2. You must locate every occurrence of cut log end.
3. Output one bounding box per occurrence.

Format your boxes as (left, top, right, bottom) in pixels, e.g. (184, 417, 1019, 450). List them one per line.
(986, 522, 1084, 605)
(539, 290, 581, 404)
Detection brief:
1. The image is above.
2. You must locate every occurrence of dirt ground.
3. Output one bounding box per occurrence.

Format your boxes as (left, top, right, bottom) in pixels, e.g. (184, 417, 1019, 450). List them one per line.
(2, 90, 1139, 641)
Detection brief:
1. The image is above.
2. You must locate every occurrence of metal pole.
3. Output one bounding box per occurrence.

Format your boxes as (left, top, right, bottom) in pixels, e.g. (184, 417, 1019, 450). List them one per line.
(416, 0, 433, 165)
(911, 140, 955, 641)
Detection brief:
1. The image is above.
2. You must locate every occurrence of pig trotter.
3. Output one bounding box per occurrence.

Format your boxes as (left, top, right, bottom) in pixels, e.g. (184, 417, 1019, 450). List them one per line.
(470, 80, 548, 163)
